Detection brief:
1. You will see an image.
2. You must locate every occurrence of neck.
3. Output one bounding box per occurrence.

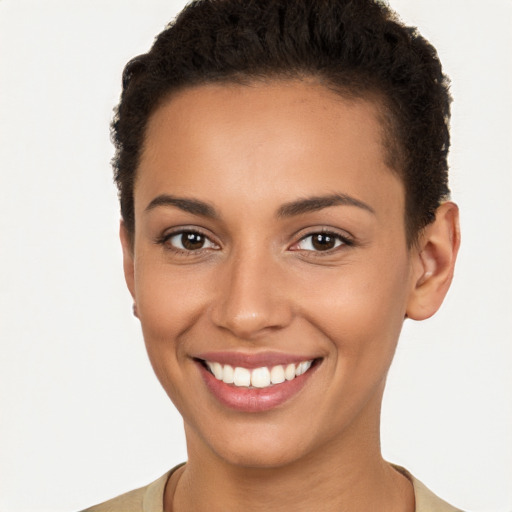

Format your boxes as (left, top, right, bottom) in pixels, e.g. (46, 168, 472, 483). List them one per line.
(167, 391, 414, 512)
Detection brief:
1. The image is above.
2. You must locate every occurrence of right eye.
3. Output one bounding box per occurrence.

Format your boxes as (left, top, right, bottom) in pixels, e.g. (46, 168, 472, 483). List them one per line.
(162, 230, 219, 252)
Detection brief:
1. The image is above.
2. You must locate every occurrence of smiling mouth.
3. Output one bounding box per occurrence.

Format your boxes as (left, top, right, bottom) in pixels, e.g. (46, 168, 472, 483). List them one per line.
(199, 359, 318, 389)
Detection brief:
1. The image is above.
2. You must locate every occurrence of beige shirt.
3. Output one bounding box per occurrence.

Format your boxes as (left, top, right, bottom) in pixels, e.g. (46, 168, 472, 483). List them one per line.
(82, 464, 463, 512)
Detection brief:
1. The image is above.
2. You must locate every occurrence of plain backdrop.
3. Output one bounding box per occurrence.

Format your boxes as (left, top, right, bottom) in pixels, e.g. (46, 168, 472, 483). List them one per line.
(0, 1, 511, 511)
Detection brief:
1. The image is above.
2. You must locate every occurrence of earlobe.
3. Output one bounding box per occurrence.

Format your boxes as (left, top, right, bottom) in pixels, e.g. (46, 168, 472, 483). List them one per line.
(406, 202, 460, 321)
(119, 220, 136, 301)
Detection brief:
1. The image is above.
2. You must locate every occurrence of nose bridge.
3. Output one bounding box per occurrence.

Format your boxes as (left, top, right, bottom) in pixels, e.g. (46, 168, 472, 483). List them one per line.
(211, 244, 292, 339)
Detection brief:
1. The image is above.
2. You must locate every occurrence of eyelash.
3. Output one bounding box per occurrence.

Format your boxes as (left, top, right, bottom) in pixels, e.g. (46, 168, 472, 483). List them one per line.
(155, 229, 219, 255)
(291, 230, 355, 254)
(155, 228, 354, 255)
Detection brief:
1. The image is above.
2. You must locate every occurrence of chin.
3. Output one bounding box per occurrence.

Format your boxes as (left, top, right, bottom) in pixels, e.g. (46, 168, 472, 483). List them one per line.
(187, 418, 314, 469)
(214, 441, 307, 469)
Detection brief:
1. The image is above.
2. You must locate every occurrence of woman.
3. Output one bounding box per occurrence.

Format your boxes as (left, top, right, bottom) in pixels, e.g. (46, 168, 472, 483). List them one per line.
(84, 0, 461, 510)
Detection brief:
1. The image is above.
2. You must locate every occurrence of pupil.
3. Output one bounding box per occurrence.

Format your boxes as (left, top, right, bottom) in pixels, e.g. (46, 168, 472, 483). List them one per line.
(312, 233, 335, 251)
(182, 232, 204, 250)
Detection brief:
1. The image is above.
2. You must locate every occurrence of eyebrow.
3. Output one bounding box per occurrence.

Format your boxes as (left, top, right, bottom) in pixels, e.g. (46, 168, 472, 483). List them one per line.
(145, 194, 218, 218)
(277, 193, 375, 218)
(144, 192, 375, 219)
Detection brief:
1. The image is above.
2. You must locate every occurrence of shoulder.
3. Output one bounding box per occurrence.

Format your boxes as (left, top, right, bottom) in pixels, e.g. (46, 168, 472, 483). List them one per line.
(80, 485, 146, 512)
(393, 465, 464, 512)
(80, 468, 177, 512)
(412, 476, 464, 512)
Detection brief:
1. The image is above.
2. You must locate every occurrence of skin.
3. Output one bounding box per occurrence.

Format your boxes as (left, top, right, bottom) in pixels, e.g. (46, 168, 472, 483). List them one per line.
(121, 79, 460, 511)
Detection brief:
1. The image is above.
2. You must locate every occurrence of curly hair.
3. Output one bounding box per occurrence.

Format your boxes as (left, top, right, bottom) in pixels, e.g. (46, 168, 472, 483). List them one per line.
(112, 0, 451, 245)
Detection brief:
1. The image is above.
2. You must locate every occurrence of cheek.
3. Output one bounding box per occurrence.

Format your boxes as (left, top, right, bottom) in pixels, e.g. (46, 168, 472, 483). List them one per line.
(299, 252, 411, 363)
(135, 258, 209, 334)
(133, 262, 211, 389)
(294, 256, 411, 433)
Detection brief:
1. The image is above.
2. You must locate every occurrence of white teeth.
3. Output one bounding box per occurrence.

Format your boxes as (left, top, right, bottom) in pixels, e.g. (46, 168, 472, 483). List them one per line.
(295, 360, 312, 376)
(285, 363, 296, 381)
(206, 359, 314, 388)
(233, 366, 251, 387)
(223, 364, 234, 384)
(251, 367, 271, 388)
(270, 365, 285, 384)
(207, 361, 223, 380)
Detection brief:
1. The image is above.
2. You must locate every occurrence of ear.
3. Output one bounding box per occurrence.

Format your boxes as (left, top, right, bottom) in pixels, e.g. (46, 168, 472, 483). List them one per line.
(406, 202, 460, 321)
(119, 220, 136, 301)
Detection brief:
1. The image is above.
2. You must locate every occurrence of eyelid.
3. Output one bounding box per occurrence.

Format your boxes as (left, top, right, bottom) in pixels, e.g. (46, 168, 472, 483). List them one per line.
(289, 228, 355, 253)
(155, 226, 220, 252)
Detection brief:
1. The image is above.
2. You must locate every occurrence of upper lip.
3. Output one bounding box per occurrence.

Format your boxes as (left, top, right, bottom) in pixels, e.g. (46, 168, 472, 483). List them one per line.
(194, 351, 319, 369)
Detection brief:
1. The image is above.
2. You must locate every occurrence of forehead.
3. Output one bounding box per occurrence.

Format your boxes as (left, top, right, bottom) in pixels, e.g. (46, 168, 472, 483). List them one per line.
(137, 79, 404, 219)
(144, 79, 387, 162)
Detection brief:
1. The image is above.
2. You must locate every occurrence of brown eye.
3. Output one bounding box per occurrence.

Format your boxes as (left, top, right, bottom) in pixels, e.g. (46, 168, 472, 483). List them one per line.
(311, 233, 337, 251)
(166, 231, 218, 252)
(295, 232, 346, 252)
(181, 232, 205, 250)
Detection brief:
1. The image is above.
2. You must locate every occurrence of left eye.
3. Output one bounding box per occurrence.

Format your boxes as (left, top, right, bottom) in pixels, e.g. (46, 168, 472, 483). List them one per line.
(294, 232, 345, 252)
(167, 231, 218, 251)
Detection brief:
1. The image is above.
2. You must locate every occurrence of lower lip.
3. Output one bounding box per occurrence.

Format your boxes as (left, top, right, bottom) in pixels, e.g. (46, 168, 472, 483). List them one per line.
(197, 361, 319, 413)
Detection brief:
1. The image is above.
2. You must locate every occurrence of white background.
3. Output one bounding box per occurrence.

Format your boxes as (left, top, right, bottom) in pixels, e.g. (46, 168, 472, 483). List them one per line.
(0, 1, 511, 511)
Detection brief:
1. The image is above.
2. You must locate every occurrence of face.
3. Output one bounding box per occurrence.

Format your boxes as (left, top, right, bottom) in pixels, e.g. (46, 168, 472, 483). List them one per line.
(124, 80, 419, 468)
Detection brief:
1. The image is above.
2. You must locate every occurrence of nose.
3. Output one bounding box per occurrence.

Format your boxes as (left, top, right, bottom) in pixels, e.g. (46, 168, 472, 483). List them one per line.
(210, 250, 293, 340)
